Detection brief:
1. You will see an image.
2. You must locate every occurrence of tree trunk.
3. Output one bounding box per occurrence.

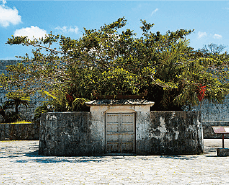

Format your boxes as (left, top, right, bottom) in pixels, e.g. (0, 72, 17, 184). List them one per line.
(15, 102, 19, 114)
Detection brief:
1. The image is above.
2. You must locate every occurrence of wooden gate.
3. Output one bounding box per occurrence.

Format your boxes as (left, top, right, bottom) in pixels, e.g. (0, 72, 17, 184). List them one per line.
(106, 113, 135, 153)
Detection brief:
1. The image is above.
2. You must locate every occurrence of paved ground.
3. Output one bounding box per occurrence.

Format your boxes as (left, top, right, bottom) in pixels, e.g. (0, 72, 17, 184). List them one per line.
(1, 139, 229, 185)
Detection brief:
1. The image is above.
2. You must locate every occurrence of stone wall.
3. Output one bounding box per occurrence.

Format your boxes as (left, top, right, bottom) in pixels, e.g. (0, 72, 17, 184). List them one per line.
(198, 96, 229, 122)
(193, 96, 229, 139)
(0, 122, 39, 140)
(39, 112, 103, 156)
(39, 111, 203, 156)
(0, 60, 46, 122)
(137, 111, 203, 155)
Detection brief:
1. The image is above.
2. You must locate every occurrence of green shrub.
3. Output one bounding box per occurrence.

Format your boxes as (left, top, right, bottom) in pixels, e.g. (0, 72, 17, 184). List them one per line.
(4, 112, 20, 123)
(34, 103, 51, 120)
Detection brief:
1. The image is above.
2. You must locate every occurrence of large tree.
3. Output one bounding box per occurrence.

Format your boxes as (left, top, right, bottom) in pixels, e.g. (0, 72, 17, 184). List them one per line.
(1, 18, 228, 110)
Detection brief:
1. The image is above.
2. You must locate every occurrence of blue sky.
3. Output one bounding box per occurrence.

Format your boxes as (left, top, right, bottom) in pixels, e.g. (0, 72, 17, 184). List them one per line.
(1, 0, 229, 60)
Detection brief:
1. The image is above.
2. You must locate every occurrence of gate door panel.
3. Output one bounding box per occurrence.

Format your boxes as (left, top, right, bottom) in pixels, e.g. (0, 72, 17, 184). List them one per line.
(106, 113, 135, 153)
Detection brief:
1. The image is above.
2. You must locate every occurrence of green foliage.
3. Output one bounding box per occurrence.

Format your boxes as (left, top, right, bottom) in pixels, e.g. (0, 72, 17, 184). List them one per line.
(39, 90, 68, 112)
(4, 112, 20, 123)
(0, 92, 30, 123)
(95, 67, 140, 96)
(34, 96, 90, 120)
(72, 98, 90, 111)
(34, 102, 50, 121)
(4, 92, 30, 114)
(34, 90, 90, 119)
(1, 17, 228, 111)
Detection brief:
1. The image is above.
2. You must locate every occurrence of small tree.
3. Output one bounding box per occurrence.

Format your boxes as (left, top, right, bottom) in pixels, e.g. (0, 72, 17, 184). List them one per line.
(199, 43, 226, 56)
(4, 92, 30, 114)
(0, 92, 30, 122)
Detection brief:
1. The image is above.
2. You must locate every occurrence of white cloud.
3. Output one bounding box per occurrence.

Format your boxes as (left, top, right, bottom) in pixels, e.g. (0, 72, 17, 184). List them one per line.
(198, 31, 207, 39)
(14, 26, 47, 40)
(55, 26, 68, 32)
(213, 34, 222, 39)
(151, 8, 158, 16)
(2, 0, 6, 6)
(55, 26, 79, 34)
(69, 27, 79, 34)
(0, 1, 21, 27)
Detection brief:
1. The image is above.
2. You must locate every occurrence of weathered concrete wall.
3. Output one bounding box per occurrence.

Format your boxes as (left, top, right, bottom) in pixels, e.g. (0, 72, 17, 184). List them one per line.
(89, 105, 107, 154)
(136, 111, 203, 155)
(39, 110, 203, 156)
(191, 96, 229, 139)
(0, 122, 39, 140)
(39, 112, 103, 156)
(87, 99, 155, 155)
(90, 105, 153, 154)
(198, 96, 229, 122)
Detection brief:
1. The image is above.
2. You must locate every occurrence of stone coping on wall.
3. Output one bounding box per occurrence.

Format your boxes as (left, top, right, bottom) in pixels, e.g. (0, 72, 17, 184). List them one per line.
(85, 99, 155, 106)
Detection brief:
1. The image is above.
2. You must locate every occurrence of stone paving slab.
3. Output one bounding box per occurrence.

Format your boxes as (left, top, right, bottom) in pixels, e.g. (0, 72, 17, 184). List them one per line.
(1, 140, 229, 184)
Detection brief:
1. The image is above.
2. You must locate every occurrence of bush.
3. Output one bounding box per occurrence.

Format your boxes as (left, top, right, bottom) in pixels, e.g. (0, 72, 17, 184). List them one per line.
(34, 97, 90, 120)
(4, 112, 20, 123)
(34, 103, 51, 121)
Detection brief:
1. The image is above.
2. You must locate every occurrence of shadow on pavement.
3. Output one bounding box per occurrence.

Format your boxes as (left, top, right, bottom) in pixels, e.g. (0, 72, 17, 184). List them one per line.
(2, 140, 224, 164)
(14, 149, 109, 163)
(159, 155, 198, 160)
(205, 155, 218, 157)
(15, 157, 108, 163)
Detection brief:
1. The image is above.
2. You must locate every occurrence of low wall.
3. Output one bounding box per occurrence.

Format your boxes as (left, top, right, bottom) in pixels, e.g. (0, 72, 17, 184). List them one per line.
(137, 111, 203, 155)
(0, 122, 39, 140)
(202, 121, 229, 139)
(40, 111, 203, 156)
(39, 112, 103, 156)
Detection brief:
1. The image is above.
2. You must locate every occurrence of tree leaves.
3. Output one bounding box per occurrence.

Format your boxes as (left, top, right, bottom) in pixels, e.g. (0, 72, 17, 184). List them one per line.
(1, 18, 228, 111)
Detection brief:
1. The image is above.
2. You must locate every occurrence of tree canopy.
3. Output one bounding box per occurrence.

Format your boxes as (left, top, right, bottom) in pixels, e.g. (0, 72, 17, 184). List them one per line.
(1, 17, 228, 111)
